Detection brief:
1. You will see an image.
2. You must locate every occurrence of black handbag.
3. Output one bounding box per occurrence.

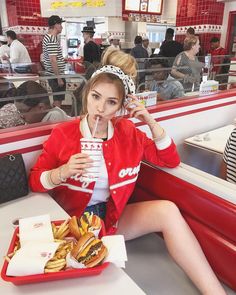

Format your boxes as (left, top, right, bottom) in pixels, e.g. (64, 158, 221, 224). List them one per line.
(0, 154, 29, 204)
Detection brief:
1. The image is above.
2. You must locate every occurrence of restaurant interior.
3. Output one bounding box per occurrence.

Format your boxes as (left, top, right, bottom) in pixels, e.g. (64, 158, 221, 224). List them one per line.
(0, 1, 236, 294)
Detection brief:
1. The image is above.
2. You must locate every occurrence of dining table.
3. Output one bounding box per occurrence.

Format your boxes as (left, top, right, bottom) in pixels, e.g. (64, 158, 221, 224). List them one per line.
(0, 192, 145, 295)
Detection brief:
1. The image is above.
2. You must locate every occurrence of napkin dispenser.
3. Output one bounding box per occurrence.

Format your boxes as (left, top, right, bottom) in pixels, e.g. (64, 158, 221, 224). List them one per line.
(135, 91, 157, 107)
(199, 80, 219, 96)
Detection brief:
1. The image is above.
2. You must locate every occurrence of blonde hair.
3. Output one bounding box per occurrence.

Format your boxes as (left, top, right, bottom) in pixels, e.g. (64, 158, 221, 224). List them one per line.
(101, 47, 137, 81)
(81, 72, 125, 116)
(183, 35, 199, 51)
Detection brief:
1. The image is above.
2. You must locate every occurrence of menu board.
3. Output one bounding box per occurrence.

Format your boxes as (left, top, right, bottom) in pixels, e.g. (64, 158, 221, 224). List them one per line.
(124, 0, 163, 14)
(148, 0, 162, 13)
(125, 0, 140, 11)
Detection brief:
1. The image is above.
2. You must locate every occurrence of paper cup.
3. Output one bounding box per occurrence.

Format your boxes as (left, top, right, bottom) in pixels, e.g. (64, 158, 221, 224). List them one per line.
(80, 138, 103, 182)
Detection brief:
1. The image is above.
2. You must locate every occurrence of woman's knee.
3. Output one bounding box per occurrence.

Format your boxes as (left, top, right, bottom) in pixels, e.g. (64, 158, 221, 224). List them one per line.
(155, 200, 181, 221)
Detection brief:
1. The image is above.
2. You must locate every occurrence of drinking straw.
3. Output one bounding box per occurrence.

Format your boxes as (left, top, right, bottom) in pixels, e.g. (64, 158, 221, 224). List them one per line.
(92, 116, 100, 138)
(191, 83, 195, 92)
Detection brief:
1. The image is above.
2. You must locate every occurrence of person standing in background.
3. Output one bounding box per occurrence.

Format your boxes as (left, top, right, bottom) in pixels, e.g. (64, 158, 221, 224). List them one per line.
(209, 37, 229, 90)
(131, 35, 149, 86)
(158, 28, 183, 66)
(82, 26, 101, 64)
(142, 36, 152, 57)
(77, 41, 84, 59)
(2, 30, 31, 71)
(0, 35, 10, 64)
(171, 36, 203, 92)
(186, 27, 195, 38)
(108, 35, 120, 50)
(42, 15, 66, 108)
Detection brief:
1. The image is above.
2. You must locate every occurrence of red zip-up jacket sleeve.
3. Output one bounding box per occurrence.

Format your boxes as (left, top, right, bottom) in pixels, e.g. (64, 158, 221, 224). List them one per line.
(136, 125, 180, 168)
(29, 126, 67, 192)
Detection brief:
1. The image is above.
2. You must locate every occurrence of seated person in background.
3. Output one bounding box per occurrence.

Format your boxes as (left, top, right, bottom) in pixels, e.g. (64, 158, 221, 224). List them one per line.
(0, 80, 25, 128)
(150, 58, 185, 100)
(15, 81, 70, 124)
(221, 128, 236, 183)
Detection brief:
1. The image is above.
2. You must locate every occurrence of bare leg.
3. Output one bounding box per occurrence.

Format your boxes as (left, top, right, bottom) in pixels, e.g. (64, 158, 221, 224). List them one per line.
(117, 201, 226, 295)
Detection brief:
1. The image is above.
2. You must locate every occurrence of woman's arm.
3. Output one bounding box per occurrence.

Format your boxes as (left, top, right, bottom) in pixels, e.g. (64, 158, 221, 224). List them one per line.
(171, 56, 186, 80)
(220, 160, 227, 180)
(171, 54, 196, 84)
(126, 96, 180, 167)
(126, 95, 165, 140)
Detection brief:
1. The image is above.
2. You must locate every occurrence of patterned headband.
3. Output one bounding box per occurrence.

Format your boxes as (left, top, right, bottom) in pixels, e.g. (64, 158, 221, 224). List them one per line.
(92, 65, 136, 96)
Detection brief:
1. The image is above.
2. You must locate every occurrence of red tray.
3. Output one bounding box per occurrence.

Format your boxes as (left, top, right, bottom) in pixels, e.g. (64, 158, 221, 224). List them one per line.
(1, 220, 109, 285)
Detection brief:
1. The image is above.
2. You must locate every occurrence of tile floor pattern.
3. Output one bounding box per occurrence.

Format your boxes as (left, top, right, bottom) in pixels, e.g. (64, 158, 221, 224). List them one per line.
(125, 233, 236, 295)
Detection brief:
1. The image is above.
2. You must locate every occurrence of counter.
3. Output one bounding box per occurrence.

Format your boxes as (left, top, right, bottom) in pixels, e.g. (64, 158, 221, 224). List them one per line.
(184, 124, 235, 154)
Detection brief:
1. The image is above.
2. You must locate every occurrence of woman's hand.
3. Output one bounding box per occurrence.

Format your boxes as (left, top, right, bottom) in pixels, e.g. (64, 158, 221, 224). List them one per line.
(125, 95, 153, 124)
(61, 153, 93, 179)
(125, 95, 166, 141)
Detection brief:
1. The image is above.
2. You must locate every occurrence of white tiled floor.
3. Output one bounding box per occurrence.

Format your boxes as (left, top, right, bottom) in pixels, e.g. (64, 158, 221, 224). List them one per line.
(125, 233, 236, 295)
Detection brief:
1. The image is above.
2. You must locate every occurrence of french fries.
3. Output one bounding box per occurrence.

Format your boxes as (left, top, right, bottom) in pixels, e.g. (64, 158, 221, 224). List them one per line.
(44, 258, 66, 273)
(52, 219, 70, 240)
(44, 240, 73, 273)
(4, 240, 20, 262)
(5, 220, 74, 274)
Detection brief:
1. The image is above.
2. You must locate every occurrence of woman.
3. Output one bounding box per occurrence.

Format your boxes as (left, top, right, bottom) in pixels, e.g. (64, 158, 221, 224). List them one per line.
(221, 128, 236, 183)
(0, 78, 25, 128)
(15, 81, 70, 124)
(171, 35, 204, 92)
(29, 65, 225, 294)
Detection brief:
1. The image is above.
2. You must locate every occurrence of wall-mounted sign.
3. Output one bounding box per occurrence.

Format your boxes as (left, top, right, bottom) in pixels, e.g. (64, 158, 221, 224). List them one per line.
(40, 0, 122, 17)
(50, 0, 105, 10)
(123, 0, 163, 15)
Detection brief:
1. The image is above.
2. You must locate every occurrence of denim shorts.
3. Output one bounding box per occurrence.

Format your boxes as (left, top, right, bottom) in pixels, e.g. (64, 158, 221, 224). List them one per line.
(84, 202, 107, 220)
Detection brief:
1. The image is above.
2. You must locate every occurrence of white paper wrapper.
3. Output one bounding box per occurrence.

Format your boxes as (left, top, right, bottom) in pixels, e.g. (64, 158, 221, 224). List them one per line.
(66, 235, 127, 269)
(6, 242, 60, 276)
(66, 253, 86, 269)
(102, 235, 127, 268)
(19, 214, 54, 247)
(6, 214, 60, 276)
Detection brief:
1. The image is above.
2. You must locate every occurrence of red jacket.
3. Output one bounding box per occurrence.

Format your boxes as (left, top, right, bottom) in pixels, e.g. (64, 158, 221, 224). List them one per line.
(29, 118, 180, 234)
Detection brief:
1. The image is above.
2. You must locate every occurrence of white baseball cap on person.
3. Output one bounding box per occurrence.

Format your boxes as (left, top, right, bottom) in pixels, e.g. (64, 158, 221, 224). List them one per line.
(109, 35, 120, 41)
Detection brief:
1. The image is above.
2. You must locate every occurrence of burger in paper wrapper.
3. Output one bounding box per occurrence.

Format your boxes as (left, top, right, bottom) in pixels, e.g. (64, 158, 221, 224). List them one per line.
(70, 232, 107, 268)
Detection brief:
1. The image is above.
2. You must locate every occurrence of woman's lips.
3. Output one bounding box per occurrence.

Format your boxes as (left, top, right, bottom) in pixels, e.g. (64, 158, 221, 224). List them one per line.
(94, 115, 102, 120)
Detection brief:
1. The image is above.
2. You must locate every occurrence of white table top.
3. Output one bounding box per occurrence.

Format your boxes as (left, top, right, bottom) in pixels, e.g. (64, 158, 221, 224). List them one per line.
(184, 124, 236, 154)
(0, 193, 145, 295)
